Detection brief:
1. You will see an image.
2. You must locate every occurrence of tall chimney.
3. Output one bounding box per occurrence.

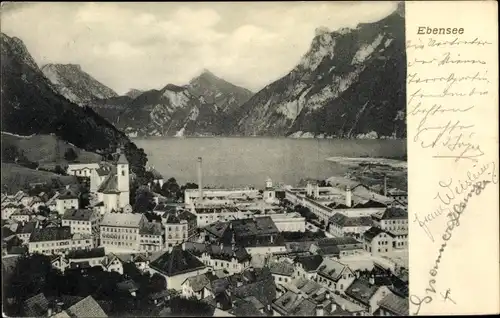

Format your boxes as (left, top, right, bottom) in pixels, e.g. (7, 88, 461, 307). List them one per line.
(197, 157, 203, 202)
(383, 175, 388, 196)
(345, 186, 352, 207)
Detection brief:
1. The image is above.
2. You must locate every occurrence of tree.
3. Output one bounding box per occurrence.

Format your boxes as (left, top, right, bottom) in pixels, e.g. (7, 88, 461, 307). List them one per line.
(160, 178, 180, 200)
(1, 144, 19, 162)
(37, 205, 51, 217)
(54, 165, 67, 175)
(133, 187, 155, 213)
(64, 148, 78, 162)
(170, 296, 215, 316)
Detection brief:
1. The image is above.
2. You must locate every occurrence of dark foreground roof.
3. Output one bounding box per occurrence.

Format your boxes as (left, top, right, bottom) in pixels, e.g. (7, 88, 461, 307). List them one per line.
(150, 246, 206, 277)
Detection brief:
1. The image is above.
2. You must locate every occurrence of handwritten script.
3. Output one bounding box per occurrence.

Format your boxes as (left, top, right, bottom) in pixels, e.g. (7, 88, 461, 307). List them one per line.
(408, 33, 497, 315)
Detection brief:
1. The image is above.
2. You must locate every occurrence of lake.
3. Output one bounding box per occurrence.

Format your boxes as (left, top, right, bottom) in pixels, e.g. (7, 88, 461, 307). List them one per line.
(133, 137, 407, 188)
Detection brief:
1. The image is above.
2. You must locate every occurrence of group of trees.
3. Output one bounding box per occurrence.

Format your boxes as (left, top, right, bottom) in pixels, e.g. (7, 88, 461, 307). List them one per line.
(131, 177, 198, 213)
(294, 204, 318, 221)
(281, 230, 326, 242)
(1, 144, 39, 169)
(3, 254, 168, 317)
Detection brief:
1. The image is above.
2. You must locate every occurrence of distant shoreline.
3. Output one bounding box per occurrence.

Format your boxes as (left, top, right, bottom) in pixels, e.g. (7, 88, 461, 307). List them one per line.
(326, 156, 408, 168)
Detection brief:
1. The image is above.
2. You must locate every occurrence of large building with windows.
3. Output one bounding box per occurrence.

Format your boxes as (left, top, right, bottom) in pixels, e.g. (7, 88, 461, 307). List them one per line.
(28, 226, 93, 255)
(100, 213, 147, 251)
(62, 208, 101, 247)
(162, 210, 197, 250)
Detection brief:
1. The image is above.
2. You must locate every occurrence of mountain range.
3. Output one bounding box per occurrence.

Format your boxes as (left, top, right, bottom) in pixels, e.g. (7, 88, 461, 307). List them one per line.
(0, 33, 148, 180)
(3, 6, 405, 139)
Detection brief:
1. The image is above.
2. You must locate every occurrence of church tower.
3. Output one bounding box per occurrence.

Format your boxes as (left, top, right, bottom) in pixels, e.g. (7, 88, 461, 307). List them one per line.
(263, 177, 275, 202)
(116, 148, 130, 208)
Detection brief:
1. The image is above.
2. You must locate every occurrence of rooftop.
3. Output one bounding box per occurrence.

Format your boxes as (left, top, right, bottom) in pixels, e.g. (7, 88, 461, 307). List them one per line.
(30, 226, 72, 242)
(62, 208, 95, 221)
(67, 247, 106, 260)
(97, 174, 120, 194)
(22, 293, 49, 317)
(372, 207, 408, 220)
(269, 261, 295, 277)
(317, 258, 349, 282)
(344, 278, 380, 306)
(149, 245, 206, 277)
(329, 214, 373, 227)
(66, 295, 108, 318)
(101, 213, 145, 228)
(363, 226, 394, 242)
(294, 254, 324, 272)
(162, 210, 196, 223)
(139, 222, 162, 236)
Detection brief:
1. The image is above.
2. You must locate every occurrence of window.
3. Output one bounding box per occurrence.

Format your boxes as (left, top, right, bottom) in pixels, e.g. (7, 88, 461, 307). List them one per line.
(122, 170, 125, 176)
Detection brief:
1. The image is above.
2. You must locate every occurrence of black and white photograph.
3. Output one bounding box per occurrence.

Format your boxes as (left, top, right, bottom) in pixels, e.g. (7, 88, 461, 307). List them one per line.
(1, 1, 408, 317)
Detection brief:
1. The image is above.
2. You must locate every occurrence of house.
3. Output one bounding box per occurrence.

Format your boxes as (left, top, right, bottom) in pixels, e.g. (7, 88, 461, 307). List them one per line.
(268, 260, 295, 286)
(293, 254, 324, 280)
(28, 226, 93, 255)
(115, 253, 150, 272)
(328, 214, 373, 237)
(101, 253, 124, 274)
(55, 191, 80, 215)
(371, 207, 408, 235)
(91, 149, 131, 214)
(117, 279, 140, 297)
(363, 227, 395, 255)
(148, 245, 207, 290)
(65, 295, 108, 317)
(181, 272, 213, 299)
(311, 237, 364, 257)
(22, 293, 49, 317)
(16, 221, 38, 244)
(67, 247, 106, 269)
(10, 208, 34, 223)
(374, 291, 409, 316)
(2, 203, 20, 219)
(62, 208, 101, 247)
(100, 212, 148, 251)
(344, 278, 391, 314)
(50, 254, 70, 273)
(139, 222, 163, 252)
(67, 163, 101, 178)
(316, 258, 356, 293)
(162, 209, 197, 249)
(198, 243, 252, 274)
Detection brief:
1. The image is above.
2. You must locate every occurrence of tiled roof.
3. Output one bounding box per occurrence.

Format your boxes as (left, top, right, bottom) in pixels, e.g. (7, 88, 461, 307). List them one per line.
(66, 295, 108, 317)
(316, 237, 361, 246)
(16, 221, 37, 234)
(233, 276, 276, 306)
(345, 278, 379, 306)
(378, 292, 409, 315)
(117, 279, 139, 292)
(185, 273, 211, 292)
(231, 298, 265, 316)
(269, 261, 295, 276)
(62, 208, 95, 221)
(162, 210, 196, 223)
(285, 241, 315, 253)
(29, 226, 72, 242)
(149, 246, 205, 277)
(58, 190, 79, 200)
(22, 293, 49, 317)
(67, 247, 105, 259)
(101, 213, 145, 228)
(97, 174, 120, 194)
(329, 214, 373, 227)
(317, 258, 348, 282)
(294, 254, 324, 272)
(363, 226, 394, 242)
(374, 207, 408, 220)
(139, 222, 162, 236)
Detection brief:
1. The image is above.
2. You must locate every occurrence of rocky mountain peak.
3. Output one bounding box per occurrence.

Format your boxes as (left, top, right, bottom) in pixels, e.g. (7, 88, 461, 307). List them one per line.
(40, 62, 118, 105)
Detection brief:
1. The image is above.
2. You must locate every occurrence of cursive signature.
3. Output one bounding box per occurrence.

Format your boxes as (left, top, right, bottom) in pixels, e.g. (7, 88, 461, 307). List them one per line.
(410, 178, 493, 315)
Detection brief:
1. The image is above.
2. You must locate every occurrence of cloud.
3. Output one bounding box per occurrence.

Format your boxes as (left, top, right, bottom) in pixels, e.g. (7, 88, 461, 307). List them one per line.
(1, 2, 398, 94)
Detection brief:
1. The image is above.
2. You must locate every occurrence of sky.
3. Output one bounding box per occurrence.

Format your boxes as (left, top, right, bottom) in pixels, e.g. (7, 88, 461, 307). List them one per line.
(1, 1, 399, 94)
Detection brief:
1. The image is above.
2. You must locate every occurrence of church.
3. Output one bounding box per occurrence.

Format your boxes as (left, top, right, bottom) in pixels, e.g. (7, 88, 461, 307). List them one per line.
(90, 148, 131, 214)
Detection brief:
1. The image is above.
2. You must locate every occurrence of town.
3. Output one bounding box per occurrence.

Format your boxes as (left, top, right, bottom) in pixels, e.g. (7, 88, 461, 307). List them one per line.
(2, 150, 409, 317)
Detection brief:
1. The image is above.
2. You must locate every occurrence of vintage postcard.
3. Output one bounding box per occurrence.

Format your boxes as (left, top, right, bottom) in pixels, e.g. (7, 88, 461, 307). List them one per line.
(0, 1, 497, 317)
